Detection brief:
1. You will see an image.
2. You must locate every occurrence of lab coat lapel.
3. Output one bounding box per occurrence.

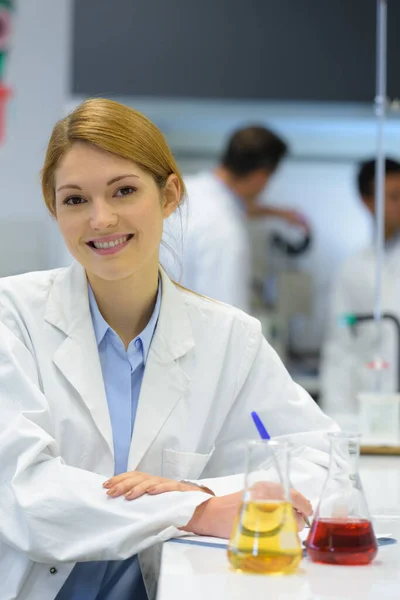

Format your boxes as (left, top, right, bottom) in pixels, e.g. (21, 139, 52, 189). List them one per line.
(44, 263, 114, 457)
(128, 270, 195, 469)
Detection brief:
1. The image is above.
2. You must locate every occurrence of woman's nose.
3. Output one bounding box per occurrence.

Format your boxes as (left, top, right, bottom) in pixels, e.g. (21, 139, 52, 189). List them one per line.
(89, 202, 118, 230)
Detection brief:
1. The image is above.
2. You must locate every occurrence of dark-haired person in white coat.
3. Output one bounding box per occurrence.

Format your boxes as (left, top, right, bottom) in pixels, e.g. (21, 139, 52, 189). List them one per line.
(321, 158, 400, 416)
(162, 125, 309, 313)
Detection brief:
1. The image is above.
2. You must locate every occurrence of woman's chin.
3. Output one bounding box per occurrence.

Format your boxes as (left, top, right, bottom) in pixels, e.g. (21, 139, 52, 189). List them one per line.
(84, 264, 137, 282)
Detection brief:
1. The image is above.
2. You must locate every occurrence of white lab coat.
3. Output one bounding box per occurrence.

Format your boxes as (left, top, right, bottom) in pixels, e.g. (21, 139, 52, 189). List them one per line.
(320, 238, 400, 415)
(0, 262, 337, 600)
(162, 172, 251, 312)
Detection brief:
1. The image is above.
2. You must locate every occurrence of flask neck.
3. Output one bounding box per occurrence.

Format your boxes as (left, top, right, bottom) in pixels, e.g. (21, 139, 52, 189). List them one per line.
(328, 436, 360, 479)
(245, 441, 292, 502)
(318, 434, 372, 523)
(276, 447, 291, 500)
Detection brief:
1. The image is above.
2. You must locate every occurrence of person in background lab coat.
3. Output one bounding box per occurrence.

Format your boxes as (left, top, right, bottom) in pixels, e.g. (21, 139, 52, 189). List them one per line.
(162, 126, 309, 313)
(0, 99, 337, 600)
(321, 158, 400, 416)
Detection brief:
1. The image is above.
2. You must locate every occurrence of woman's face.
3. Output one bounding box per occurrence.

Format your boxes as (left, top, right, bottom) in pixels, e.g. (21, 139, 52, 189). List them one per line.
(54, 142, 180, 282)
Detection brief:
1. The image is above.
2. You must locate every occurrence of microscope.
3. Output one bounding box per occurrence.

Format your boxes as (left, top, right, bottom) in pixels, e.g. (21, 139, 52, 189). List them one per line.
(252, 229, 313, 370)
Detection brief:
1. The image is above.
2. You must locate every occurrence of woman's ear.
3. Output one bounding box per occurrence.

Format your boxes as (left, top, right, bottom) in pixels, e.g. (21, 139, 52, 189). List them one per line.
(162, 174, 181, 219)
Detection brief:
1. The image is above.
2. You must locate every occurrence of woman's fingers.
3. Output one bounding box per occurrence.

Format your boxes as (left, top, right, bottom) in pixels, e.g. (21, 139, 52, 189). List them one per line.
(125, 480, 203, 499)
(104, 474, 195, 499)
(103, 470, 145, 489)
(105, 474, 205, 500)
(124, 477, 164, 500)
(146, 481, 183, 495)
(291, 489, 313, 517)
(146, 481, 203, 495)
(106, 474, 158, 497)
(294, 509, 306, 531)
(290, 488, 313, 531)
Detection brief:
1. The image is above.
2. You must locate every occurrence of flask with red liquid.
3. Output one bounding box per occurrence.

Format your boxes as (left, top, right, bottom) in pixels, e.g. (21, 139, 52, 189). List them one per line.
(306, 432, 378, 566)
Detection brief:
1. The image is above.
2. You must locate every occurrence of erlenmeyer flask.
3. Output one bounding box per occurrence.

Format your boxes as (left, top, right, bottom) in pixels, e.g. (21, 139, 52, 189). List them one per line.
(306, 432, 378, 565)
(227, 440, 302, 575)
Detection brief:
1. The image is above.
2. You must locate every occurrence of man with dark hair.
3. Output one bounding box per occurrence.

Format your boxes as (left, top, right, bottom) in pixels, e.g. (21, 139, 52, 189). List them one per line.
(221, 126, 287, 176)
(357, 158, 400, 239)
(321, 157, 400, 416)
(164, 125, 307, 312)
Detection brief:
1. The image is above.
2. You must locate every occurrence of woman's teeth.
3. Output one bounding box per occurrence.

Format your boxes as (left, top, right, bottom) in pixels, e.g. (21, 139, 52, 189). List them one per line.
(93, 235, 130, 249)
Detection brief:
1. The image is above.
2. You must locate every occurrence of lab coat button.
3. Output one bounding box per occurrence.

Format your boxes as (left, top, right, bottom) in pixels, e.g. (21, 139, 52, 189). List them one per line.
(49, 567, 58, 575)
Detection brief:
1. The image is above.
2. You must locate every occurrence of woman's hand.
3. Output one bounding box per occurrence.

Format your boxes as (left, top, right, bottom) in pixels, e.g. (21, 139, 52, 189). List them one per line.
(103, 471, 206, 500)
(249, 482, 312, 531)
(291, 488, 313, 530)
(183, 483, 313, 538)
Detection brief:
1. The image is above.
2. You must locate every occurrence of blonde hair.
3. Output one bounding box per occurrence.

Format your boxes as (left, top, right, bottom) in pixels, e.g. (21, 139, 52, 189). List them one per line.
(41, 98, 185, 216)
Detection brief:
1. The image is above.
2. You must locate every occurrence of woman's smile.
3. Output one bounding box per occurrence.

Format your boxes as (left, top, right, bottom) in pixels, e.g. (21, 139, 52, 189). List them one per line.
(86, 233, 134, 256)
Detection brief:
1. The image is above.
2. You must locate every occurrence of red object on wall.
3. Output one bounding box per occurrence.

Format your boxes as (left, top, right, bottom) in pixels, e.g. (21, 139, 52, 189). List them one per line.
(0, 82, 10, 144)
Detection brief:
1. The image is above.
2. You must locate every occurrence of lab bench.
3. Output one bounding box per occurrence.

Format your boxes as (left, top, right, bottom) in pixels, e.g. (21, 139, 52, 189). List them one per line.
(157, 456, 400, 600)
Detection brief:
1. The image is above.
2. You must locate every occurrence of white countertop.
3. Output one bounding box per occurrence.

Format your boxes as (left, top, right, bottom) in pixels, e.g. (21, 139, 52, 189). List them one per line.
(158, 456, 400, 600)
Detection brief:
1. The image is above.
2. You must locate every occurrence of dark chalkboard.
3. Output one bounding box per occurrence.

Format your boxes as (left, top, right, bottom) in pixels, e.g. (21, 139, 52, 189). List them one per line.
(72, 0, 400, 103)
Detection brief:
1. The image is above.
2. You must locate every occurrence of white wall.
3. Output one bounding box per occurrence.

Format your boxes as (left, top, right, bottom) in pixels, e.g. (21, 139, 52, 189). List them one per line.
(0, 0, 71, 275)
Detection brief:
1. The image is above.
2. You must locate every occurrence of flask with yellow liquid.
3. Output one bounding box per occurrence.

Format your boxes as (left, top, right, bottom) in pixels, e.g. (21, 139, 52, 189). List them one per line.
(227, 440, 302, 575)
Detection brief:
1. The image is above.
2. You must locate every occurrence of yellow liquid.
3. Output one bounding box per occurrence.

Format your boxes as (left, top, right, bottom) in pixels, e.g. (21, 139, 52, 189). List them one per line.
(227, 501, 302, 575)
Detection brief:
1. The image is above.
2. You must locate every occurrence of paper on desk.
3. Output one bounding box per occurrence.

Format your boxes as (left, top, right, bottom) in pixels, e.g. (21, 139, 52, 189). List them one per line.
(183, 535, 228, 545)
(171, 535, 229, 549)
(171, 529, 395, 553)
(172, 529, 310, 550)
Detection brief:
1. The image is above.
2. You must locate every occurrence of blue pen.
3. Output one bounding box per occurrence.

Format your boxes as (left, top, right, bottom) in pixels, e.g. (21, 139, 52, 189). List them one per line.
(250, 410, 311, 528)
(251, 411, 270, 440)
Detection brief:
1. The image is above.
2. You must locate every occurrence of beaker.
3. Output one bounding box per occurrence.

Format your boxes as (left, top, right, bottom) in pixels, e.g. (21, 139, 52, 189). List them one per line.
(227, 440, 302, 575)
(358, 392, 400, 444)
(306, 432, 377, 565)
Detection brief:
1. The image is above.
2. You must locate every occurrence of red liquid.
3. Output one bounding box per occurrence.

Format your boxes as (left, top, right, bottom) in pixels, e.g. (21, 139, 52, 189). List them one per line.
(306, 518, 378, 565)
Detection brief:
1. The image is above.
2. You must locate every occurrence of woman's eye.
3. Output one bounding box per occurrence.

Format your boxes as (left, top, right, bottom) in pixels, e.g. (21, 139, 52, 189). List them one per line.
(115, 186, 136, 197)
(63, 196, 85, 206)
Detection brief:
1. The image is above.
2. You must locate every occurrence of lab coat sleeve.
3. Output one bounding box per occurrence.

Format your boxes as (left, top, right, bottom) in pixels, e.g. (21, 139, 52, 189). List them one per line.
(0, 324, 211, 564)
(197, 320, 339, 506)
(319, 265, 359, 415)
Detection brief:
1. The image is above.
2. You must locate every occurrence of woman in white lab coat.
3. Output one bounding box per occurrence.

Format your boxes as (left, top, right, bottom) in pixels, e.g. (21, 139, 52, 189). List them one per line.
(0, 99, 337, 600)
